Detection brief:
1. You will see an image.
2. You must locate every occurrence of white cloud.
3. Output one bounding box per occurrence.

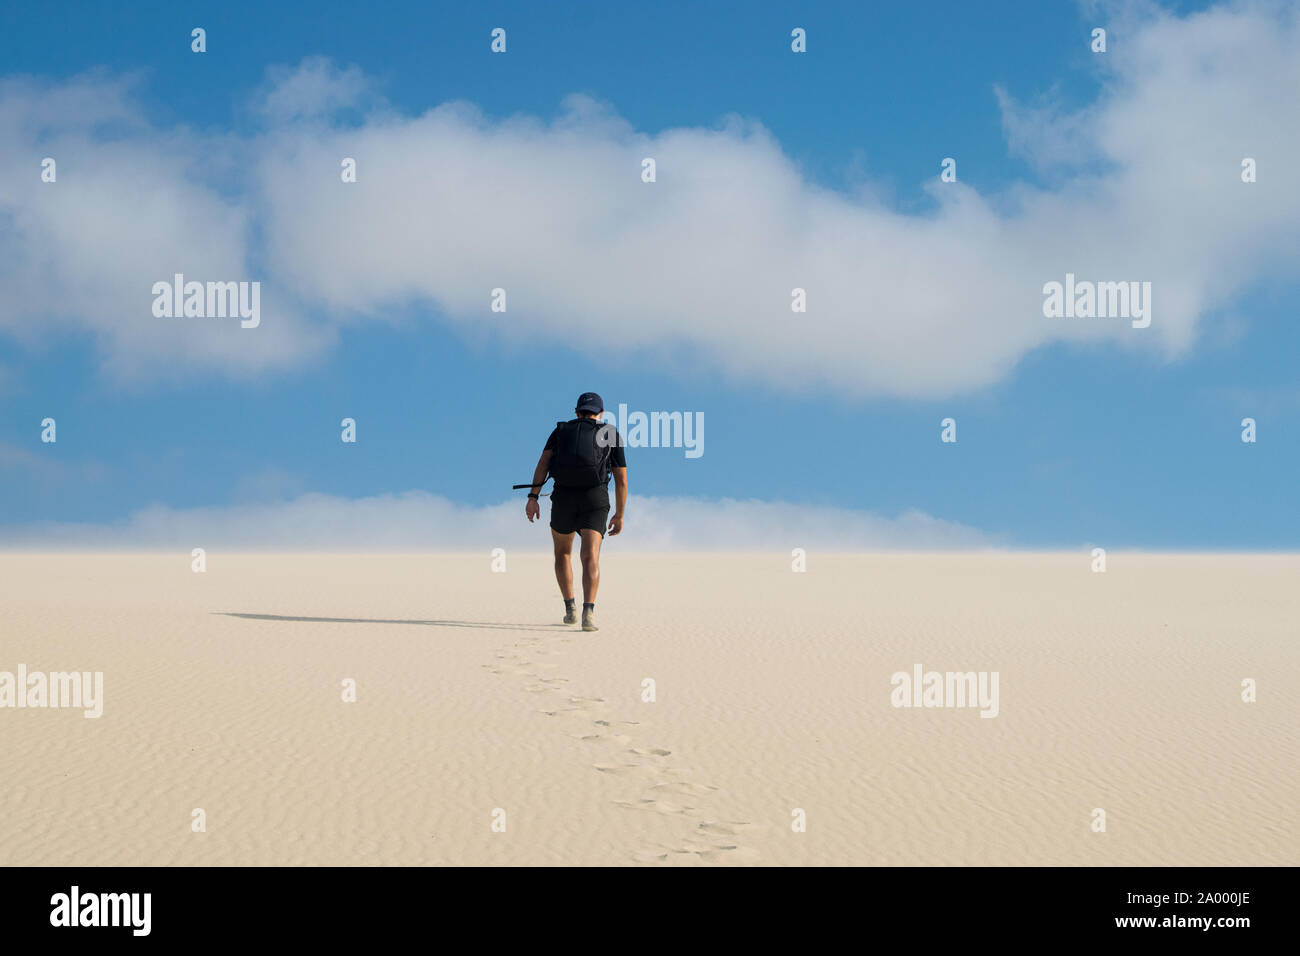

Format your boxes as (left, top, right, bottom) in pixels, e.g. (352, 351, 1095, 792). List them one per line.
(253, 56, 377, 123)
(1, 2, 1297, 395)
(0, 74, 332, 383)
(0, 491, 996, 551)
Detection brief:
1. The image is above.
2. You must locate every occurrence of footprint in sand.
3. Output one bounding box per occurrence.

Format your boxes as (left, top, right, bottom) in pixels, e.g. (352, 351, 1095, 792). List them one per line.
(540, 707, 602, 721)
(695, 844, 762, 864)
(593, 763, 664, 778)
(614, 797, 698, 815)
(636, 830, 765, 864)
(645, 781, 719, 798)
(632, 841, 761, 865)
(574, 732, 633, 744)
(484, 631, 761, 865)
(696, 820, 761, 836)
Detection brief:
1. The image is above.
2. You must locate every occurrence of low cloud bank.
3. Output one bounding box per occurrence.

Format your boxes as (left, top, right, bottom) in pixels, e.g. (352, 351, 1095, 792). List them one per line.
(0, 491, 996, 551)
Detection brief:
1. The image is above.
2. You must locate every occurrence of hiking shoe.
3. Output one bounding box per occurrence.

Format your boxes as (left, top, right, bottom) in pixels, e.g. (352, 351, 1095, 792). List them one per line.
(581, 607, 598, 632)
(563, 607, 578, 625)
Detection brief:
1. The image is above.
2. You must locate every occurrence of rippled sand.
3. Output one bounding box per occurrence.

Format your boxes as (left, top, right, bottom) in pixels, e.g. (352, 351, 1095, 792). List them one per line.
(1, 552, 1295, 865)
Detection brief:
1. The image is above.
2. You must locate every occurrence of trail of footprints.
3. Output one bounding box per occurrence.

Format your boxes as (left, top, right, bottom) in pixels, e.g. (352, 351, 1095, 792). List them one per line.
(483, 629, 762, 864)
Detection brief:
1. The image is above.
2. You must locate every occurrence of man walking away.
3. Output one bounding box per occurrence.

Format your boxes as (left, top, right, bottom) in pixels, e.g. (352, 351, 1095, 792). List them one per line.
(524, 392, 627, 631)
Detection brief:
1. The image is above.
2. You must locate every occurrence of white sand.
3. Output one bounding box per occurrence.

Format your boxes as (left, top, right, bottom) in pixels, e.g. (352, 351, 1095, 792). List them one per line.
(1, 552, 1295, 866)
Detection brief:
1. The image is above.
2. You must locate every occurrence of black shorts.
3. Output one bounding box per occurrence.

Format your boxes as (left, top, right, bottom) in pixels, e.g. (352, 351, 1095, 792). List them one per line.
(549, 484, 610, 536)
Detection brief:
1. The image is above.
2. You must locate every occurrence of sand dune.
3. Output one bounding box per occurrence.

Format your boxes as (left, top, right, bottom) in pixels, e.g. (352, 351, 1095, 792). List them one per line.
(1, 552, 1295, 866)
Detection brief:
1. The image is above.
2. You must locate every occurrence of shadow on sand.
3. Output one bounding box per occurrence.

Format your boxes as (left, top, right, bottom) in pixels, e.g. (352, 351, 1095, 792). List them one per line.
(217, 612, 566, 632)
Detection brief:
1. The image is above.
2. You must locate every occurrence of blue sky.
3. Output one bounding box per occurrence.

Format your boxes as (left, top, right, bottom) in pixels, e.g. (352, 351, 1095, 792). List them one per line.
(1, 0, 1297, 549)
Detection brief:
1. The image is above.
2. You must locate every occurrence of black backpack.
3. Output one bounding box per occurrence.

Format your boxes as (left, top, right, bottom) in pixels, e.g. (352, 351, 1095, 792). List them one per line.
(549, 419, 614, 488)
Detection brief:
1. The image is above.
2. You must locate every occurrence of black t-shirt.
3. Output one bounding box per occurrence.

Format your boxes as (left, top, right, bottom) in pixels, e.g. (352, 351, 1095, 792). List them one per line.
(544, 419, 627, 475)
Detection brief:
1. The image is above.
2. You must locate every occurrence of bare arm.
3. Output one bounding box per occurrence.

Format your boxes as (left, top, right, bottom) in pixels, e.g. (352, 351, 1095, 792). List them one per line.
(524, 450, 553, 523)
(608, 466, 627, 535)
(531, 450, 553, 492)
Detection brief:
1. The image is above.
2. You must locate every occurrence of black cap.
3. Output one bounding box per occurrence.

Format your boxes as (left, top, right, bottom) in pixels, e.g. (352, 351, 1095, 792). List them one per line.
(576, 392, 604, 413)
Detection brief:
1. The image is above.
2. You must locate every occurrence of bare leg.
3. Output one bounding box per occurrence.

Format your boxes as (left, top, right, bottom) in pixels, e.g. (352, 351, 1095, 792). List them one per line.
(551, 530, 574, 600)
(579, 529, 603, 604)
